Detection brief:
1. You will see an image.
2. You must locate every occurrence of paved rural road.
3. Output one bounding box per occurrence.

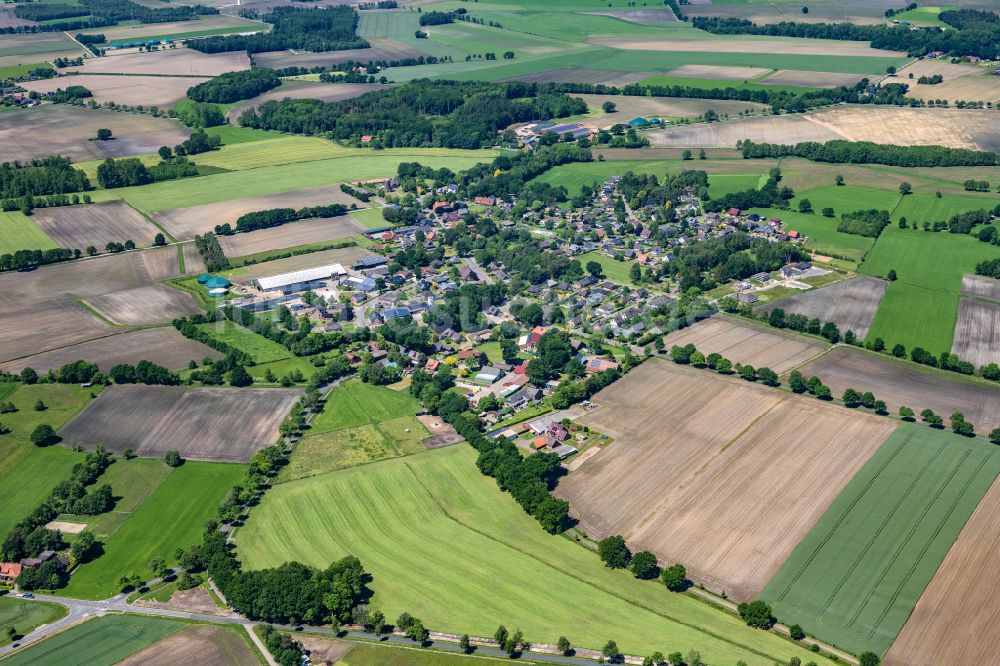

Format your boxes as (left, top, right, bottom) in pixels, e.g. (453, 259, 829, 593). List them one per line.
(463, 256, 494, 284)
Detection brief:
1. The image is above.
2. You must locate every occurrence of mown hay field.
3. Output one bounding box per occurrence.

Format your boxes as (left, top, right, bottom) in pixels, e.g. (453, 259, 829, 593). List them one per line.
(117, 625, 261, 666)
(663, 64, 771, 80)
(0, 615, 187, 666)
(762, 424, 1000, 656)
(59, 385, 301, 462)
(236, 446, 838, 665)
(556, 360, 896, 601)
(64, 461, 245, 599)
(884, 471, 1000, 665)
(0, 106, 190, 164)
(898, 60, 1000, 104)
(1, 327, 220, 374)
(757, 276, 888, 340)
(219, 216, 365, 258)
(661, 316, 828, 374)
(31, 201, 158, 251)
(153, 182, 364, 240)
(951, 298, 1000, 368)
(798, 345, 1000, 433)
(67, 48, 249, 77)
(757, 69, 863, 88)
(225, 81, 379, 122)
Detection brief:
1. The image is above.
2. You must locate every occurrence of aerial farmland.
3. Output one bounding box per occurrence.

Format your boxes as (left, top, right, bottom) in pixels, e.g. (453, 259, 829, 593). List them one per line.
(2, 0, 1000, 663)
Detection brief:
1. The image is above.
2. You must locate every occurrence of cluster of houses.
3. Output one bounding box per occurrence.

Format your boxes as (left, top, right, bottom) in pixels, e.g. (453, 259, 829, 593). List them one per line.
(0, 550, 67, 586)
(0, 84, 38, 109)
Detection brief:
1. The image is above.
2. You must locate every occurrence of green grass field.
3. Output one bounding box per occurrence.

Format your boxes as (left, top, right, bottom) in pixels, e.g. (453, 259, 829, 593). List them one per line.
(708, 173, 762, 198)
(278, 416, 428, 482)
(578, 251, 635, 284)
(762, 423, 1000, 656)
(0, 597, 67, 646)
(639, 75, 817, 94)
(350, 207, 390, 230)
(0, 614, 186, 666)
(0, 385, 97, 536)
(64, 461, 245, 599)
(309, 379, 420, 433)
(334, 640, 500, 665)
(748, 208, 875, 263)
(58, 458, 172, 538)
(195, 320, 292, 364)
(237, 446, 837, 664)
(892, 192, 999, 226)
(0, 212, 56, 254)
(792, 185, 902, 219)
(0, 63, 53, 81)
(117, 150, 496, 212)
(532, 160, 668, 195)
(892, 5, 955, 27)
(204, 125, 282, 145)
(860, 224, 1000, 351)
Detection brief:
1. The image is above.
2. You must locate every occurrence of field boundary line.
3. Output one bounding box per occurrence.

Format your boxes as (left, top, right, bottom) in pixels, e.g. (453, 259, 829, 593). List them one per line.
(815, 436, 944, 619)
(403, 461, 796, 665)
(855, 450, 994, 638)
(122, 201, 176, 242)
(770, 431, 911, 604)
(76, 299, 127, 328)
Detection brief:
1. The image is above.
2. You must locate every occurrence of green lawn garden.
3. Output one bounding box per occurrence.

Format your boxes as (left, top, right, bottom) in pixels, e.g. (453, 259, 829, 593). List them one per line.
(579, 251, 635, 284)
(762, 423, 1000, 656)
(237, 446, 837, 665)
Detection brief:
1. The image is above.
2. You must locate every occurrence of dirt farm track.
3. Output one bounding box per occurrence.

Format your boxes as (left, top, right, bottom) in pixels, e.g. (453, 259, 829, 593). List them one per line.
(555, 359, 896, 601)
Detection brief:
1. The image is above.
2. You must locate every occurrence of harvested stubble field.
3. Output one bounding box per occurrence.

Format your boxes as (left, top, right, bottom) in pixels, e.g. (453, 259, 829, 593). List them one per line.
(662, 64, 771, 81)
(0, 106, 190, 163)
(117, 625, 260, 666)
(154, 183, 365, 240)
(660, 316, 828, 374)
(237, 445, 837, 665)
(651, 106, 1000, 151)
(20, 74, 210, 109)
(799, 346, 1000, 433)
(588, 36, 905, 59)
(59, 384, 301, 462)
(897, 60, 1000, 103)
(556, 360, 896, 601)
(31, 201, 157, 249)
(575, 94, 766, 123)
(763, 424, 1000, 656)
(84, 284, 201, 325)
(225, 81, 379, 122)
(253, 42, 426, 70)
(0, 246, 190, 362)
(67, 48, 249, 77)
(0, 327, 220, 374)
(960, 273, 1000, 302)
(951, 298, 1000, 368)
(757, 276, 888, 340)
(219, 216, 366, 258)
(758, 69, 863, 88)
(884, 471, 1000, 665)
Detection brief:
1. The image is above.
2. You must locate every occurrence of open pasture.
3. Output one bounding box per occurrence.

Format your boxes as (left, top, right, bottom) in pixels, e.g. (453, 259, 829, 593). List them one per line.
(763, 423, 1000, 657)
(195, 320, 293, 364)
(757, 276, 888, 339)
(219, 216, 365, 258)
(0, 615, 187, 666)
(153, 182, 364, 240)
(0, 211, 55, 255)
(651, 106, 1000, 151)
(225, 81, 379, 122)
(798, 345, 1000, 433)
(0, 106, 190, 164)
(117, 625, 261, 666)
(67, 48, 249, 77)
(884, 471, 1000, 665)
(556, 360, 896, 601)
(237, 445, 837, 665)
(1, 327, 220, 374)
(892, 191, 1000, 225)
(660, 316, 827, 374)
(59, 384, 301, 462)
(20, 74, 210, 109)
(960, 273, 1000, 302)
(860, 225, 1000, 351)
(119, 147, 496, 212)
(749, 208, 876, 263)
(951, 298, 1000, 368)
(64, 461, 246, 600)
(792, 184, 900, 217)
(682, 0, 917, 26)
(31, 201, 158, 250)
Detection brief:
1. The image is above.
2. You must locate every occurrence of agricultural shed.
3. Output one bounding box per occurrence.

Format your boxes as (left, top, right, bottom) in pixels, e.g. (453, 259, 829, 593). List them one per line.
(254, 263, 346, 293)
